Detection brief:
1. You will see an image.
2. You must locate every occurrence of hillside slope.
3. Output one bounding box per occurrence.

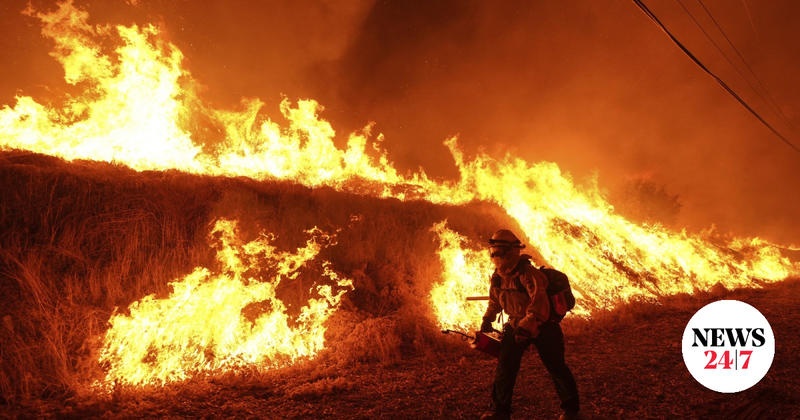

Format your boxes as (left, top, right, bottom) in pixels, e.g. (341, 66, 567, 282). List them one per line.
(0, 150, 519, 403)
(2, 151, 797, 420)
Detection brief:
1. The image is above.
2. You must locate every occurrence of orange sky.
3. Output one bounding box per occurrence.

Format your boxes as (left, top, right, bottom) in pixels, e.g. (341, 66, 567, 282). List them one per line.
(1, 0, 798, 244)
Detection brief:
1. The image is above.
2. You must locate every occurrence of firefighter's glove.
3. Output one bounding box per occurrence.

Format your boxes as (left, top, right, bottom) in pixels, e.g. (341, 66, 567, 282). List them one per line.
(480, 319, 494, 333)
(514, 327, 532, 344)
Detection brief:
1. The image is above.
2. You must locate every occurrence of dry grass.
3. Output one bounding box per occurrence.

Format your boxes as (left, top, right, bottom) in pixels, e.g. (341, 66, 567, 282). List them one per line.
(0, 150, 519, 406)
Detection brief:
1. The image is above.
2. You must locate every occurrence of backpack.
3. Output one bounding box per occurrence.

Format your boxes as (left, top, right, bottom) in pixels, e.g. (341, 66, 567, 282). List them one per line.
(538, 266, 576, 322)
(497, 258, 577, 322)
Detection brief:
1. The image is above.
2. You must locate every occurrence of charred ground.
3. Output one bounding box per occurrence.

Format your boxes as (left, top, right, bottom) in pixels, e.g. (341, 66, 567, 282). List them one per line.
(0, 151, 797, 419)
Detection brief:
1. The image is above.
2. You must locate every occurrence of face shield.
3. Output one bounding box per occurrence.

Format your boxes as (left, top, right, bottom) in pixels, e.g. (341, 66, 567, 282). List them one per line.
(490, 244, 512, 258)
(488, 240, 522, 271)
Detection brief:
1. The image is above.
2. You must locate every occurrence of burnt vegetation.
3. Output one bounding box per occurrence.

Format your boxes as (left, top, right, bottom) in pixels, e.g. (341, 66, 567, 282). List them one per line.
(0, 151, 798, 418)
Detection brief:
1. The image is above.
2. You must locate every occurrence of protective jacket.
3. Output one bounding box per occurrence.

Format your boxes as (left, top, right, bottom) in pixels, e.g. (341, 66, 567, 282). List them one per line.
(482, 255, 550, 337)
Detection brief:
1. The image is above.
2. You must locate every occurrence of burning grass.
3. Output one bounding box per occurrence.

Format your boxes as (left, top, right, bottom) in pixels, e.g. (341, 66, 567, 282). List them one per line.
(0, 150, 519, 405)
(2, 149, 797, 410)
(1, 152, 796, 417)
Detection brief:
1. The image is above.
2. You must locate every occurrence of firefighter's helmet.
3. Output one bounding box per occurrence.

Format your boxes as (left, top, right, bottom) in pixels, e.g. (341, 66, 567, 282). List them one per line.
(488, 229, 525, 249)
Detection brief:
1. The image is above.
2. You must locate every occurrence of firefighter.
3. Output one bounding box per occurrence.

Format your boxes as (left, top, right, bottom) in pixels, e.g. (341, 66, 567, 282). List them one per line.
(479, 229, 580, 420)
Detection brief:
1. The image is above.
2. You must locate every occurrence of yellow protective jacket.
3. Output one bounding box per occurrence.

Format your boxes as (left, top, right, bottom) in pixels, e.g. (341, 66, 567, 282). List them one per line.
(482, 255, 550, 337)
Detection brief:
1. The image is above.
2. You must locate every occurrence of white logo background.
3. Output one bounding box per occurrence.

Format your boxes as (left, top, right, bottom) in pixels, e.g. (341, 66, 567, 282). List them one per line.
(682, 300, 774, 393)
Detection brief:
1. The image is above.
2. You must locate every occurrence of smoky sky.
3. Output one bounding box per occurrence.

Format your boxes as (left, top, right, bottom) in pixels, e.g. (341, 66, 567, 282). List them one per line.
(1, 0, 799, 244)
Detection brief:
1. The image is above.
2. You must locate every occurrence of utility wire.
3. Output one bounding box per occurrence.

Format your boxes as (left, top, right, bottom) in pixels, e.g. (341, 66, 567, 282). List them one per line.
(695, 0, 796, 129)
(676, 0, 785, 129)
(632, 0, 800, 153)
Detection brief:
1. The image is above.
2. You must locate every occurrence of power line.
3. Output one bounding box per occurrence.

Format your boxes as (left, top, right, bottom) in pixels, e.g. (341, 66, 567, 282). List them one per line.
(631, 0, 800, 153)
(695, 0, 796, 130)
(675, 0, 787, 131)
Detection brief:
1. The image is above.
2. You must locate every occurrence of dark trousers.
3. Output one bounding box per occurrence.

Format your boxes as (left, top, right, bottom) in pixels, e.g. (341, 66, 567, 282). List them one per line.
(491, 322, 579, 415)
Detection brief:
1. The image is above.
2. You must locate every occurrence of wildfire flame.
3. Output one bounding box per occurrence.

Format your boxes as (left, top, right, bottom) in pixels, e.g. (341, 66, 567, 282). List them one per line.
(3, 2, 205, 172)
(1, 1, 797, 383)
(429, 221, 504, 331)
(97, 219, 353, 387)
(430, 219, 795, 331)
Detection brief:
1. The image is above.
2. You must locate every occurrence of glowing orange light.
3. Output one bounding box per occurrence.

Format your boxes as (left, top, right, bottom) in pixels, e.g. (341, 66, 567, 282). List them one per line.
(0, 2, 796, 385)
(97, 219, 352, 387)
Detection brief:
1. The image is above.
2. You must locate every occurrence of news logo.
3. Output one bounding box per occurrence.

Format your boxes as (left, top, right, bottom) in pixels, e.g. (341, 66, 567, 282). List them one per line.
(682, 300, 774, 393)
